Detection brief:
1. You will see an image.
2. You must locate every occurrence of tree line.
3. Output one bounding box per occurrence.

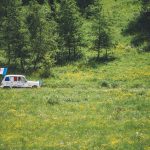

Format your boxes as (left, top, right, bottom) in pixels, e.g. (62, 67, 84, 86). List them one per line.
(0, 0, 148, 76)
(124, 0, 150, 52)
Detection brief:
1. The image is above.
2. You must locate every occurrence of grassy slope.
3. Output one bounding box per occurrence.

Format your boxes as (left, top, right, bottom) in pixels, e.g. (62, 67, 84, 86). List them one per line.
(0, 0, 150, 149)
(0, 49, 149, 150)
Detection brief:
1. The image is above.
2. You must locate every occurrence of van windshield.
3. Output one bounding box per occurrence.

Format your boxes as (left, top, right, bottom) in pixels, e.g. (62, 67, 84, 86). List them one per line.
(5, 77, 10, 81)
(21, 77, 27, 82)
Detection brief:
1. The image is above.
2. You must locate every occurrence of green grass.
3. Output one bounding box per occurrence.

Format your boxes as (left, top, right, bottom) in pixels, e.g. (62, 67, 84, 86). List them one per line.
(0, 88, 149, 149)
(0, 0, 150, 149)
(0, 48, 150, 149)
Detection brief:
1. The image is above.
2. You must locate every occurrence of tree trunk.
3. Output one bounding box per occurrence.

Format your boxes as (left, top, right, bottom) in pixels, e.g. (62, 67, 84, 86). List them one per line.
(105, 49, 108, 59)
(7, 43, 11, 65)
(68, 47, 71, 60)
(97, 49, 100, 59)
(73, 47, 76, 59)
(33, 56, 39, 70)
(20, 58, 25, 72)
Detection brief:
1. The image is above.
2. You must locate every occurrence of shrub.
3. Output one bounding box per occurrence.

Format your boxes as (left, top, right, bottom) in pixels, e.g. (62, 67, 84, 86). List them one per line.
(47, 98, 60, 105)
(111, 82, 119, 88)
(101, 80, 110, 88)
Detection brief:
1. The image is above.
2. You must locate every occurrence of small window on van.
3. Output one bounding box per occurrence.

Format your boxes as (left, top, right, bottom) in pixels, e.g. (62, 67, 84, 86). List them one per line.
(18, 77, 21, 81)
(14, 77, 17, 81)
(5, 77, 10, 81)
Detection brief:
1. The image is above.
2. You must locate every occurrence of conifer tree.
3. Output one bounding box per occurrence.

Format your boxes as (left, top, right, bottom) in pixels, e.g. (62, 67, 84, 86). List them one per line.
(0, 0, 5, 49)
(90, 0, 111, 59)
(58, 0, 82, 61)
(1, 0, 30, 71)
(27, 0, 58, 72)
(77, 0, 94, 13)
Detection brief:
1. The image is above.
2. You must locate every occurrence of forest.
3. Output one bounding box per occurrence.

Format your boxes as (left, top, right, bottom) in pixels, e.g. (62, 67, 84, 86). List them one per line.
(0, 0, 149, 75)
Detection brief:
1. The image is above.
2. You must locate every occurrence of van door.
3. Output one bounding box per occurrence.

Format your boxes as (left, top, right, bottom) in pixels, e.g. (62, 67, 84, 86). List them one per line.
(12, 76, 18, 87)
(20, 77, 27, 87)
(18, 77, 26, 87)
(17, 77, 23, 87)
(3, 76, 11, 87)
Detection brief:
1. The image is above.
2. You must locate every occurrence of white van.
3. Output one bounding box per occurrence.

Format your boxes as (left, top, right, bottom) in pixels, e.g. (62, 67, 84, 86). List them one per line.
(0, 75, 41, 88)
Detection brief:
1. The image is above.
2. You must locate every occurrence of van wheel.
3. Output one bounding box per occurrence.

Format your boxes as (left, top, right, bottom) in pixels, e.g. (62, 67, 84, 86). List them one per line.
(4, 86, 12, 89)
(32, 85, 38, 88)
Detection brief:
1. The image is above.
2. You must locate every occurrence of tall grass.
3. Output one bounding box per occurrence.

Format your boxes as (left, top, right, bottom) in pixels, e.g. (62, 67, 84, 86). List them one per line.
(0, 48, 149, 149)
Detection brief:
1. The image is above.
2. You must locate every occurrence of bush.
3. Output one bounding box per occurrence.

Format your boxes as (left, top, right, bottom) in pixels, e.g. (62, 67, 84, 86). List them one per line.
(47, 98, 60, 105)
(101, 80, 110, 88)
(111, 82, 119, 88)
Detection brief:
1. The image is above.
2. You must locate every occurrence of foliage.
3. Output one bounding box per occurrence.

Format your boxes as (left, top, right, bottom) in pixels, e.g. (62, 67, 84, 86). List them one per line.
(0, 0, 58, 74)
(1, 0, 30, 71)
(76, 0, 94, 14)
(40, 52, 55, 78)
(57, 0, 83, 62)
(124, 0, 150, 52)
(0, 0, 146, 73)
(90, 0, 111, 59)
(26, 0, 58, 72)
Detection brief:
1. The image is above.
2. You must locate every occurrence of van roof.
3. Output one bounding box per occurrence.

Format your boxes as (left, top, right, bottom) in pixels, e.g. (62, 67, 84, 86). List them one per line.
(5, 75, 25, 77)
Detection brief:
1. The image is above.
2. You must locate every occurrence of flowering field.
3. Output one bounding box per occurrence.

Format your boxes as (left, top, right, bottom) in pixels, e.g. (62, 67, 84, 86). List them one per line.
(0, 51, 150, 149)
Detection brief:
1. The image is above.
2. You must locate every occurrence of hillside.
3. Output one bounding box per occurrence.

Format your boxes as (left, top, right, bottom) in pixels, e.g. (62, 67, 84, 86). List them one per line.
(0, 0, 150, 149)
(0, 49, 150, 149)
(0, 0, 144, 67)
(99, 0, 141, 44)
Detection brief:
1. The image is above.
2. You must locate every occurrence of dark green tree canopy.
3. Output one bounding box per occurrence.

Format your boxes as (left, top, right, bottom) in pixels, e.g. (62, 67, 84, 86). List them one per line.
(57, 0, 83, 61)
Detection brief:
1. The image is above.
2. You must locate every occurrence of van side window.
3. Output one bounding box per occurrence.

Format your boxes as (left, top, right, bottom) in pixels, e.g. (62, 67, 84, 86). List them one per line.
(21, 77, 26, 82)
(18, 77, 21, 81)
(5, 77, 10, 81)
(14, 77, 17, 81)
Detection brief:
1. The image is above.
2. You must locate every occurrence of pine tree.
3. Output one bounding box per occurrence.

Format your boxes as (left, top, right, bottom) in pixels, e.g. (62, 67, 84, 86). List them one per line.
(90, 0, 111, 59)
(0, 0, 5, 49)
(77, 0, 94, 13)
(58, 0, 82, 62)
(27, 0, 58, 73)
(1, 0, 30, 71)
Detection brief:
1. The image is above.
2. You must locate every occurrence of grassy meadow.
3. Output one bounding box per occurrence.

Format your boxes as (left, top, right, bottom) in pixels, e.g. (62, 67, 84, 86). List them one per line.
(0, 0, 150, 149)
(0, 47, 150, 150)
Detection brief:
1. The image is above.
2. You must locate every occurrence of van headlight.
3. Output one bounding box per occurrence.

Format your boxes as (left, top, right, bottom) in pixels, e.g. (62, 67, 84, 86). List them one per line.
(39, 80, 42, 86)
